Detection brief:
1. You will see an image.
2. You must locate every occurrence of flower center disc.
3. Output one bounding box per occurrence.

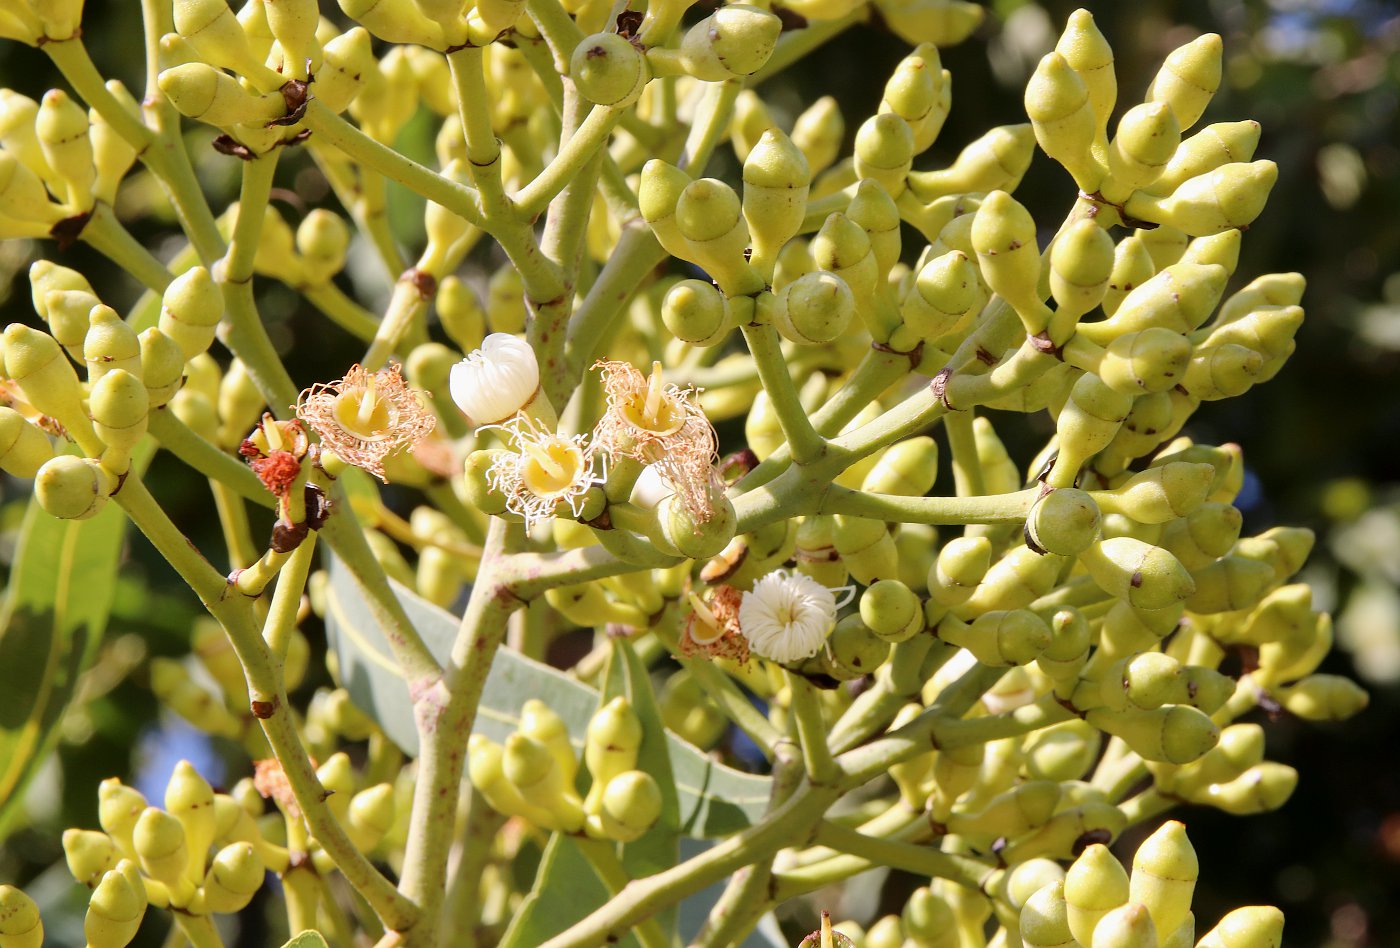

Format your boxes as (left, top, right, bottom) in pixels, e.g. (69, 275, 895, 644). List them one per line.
(522, 438, 585, 497)
(332, 390, 395, 441)
(619, 393, 685, 437)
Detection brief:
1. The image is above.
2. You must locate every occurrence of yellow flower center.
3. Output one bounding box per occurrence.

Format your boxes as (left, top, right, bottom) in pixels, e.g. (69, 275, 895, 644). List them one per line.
(520, 437, 586, 498)
(332, 377, 394, 441)
(619, 361, 685, 436)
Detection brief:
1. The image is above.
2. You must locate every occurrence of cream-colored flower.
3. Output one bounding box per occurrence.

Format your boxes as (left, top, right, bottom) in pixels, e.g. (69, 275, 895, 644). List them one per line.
(593, 359, 721, 523)
(451, 333, 541, 426)
(485, 414, 599, 529)
(739, 570, 842, 664)
(295, 363, 435, 482)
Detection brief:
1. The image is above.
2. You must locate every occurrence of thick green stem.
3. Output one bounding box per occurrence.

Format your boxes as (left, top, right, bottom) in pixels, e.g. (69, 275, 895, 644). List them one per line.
(818, 485, 1038, 525)
(79, 203, 172, 293)
(574, 838, 672, 948)
(742, 324, 826, 466)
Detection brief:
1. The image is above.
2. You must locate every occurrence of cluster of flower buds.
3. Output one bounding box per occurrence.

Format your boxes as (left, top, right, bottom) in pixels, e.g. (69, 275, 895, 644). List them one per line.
(468, 697, 661, 843)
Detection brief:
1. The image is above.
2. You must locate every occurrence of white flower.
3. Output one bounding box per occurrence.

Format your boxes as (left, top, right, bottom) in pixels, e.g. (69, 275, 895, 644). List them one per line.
(450, 333, 540, 426)
(739, 570, 841, 664)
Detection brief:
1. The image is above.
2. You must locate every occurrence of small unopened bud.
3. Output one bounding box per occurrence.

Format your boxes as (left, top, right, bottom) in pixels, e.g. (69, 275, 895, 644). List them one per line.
(903, 886, 956, 942)
(907, 124, 1035, 201)
(970, 190, 1044, 324)
(175, 0, 268, 75)
(678, 5, 780, 81)
(1026, 52, 1101, 190)
(1147, 33, 1223, 131)
(1125, 161, 1278, 237)
(133, 806, 192, 901)
(1056, 9, 1116, 135)
(296, 210, 350, 285)
(1153, 120, 1262, 197)
(940, 609, 1051, 667)
(853, 113, 914, 198)
(572, 33, 650, 108)
(901, 249, 978, 341)
(1065, 843, 1130, 947)
(197, 841, 264, 914)
(159, 63, 287, 127)
(0, 885, 43, 948)
(791, 96, 844, 177)
(584, 697, 642, 812)
(36, 89, 94, 208)
(675, 177, 761, 296)
(1021, 880, 1075, 948)
(138, 328, 185, 409)
(1050, 218, 1115, 321)
(337, 0, 446, 47)
(1104, 102, 1180, 201)
(159, 267, 224, 361)
(1081, 263, 1229, 343)
(1278, 674, 1368, 722)
(317, 27, 376, 114)
(1091, 902, 1158, 948)
(658, 486, 736, 560)
(774, 271, 855, 346)
(1088, 703, 1219, 764)
(1129, 820, 1197, 938)
(1094, 462, 1214, 523)
(929, 535, 992, 607)
(84, 867, 145, 948)
(63, 829, 119, 888)
(35, 455, 113, 520)
(859, 579, 922, 643)
(91, 369, 150, 475)
(1195, 906, 1284, 948)
(0, 408, 55, 478)
(598, 770, 662, 842)
(662, 279, 730, 347)
(1027, 488, 1101, 556)
(1080, 537, 1195, 610)
(743, 128, 811, 268)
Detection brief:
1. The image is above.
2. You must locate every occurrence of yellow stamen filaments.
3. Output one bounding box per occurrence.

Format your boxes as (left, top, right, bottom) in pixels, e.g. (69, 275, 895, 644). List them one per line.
(680, 585, 748, 662)
(485, 415, 599, 530)
(593, 359, 722, 523)
(295, 362, 436, 482)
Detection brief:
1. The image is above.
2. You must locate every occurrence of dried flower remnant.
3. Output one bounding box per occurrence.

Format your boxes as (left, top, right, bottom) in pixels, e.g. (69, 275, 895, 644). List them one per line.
(239, 414, 309, 502)
(485, 414, 599, 530)
(295, 362, 435, 482)
(680, 585, 749, 663)
(740, 570, 843, 664)
(594, 359, 721, 522)
(252, 758, 301, 820)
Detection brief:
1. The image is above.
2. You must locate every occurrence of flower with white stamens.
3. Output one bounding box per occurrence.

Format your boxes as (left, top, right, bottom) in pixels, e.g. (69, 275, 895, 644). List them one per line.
(739, 570, 842, 664)
(450, 333, 542, 427)
(484, 414, 599, 530)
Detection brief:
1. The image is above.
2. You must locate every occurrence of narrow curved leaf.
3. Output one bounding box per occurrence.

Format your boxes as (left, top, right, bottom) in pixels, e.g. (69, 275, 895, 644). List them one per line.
(498, 833, 640, 948)
(323, 556, 772, 837)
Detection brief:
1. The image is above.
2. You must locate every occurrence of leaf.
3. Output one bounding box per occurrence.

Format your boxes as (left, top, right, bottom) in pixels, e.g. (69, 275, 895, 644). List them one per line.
(324, 556, 773, 837)
(281, 933, 331, 948)
(0, 445, 146, 837)
(498, 834, 639, 948)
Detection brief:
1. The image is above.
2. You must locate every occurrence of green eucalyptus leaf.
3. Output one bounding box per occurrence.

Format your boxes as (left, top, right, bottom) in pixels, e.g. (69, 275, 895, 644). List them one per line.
(498, 834, 639, 948)
(281, 933, 331, 948)
(323, 556, 772, 837)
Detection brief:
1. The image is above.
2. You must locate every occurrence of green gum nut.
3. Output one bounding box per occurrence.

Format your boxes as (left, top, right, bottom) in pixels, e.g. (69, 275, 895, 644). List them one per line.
(1197, 762, 1298, 815)
(36, 455, 113, 520)
(1080, 537, 1196, 610)
(970, 190, 1044, 322)
(902, 886, 956, 945)
(463, 449, 512, 515)
(902, 250, 977, 341)
(929, 535, 992, 607)
(1126, 161, 1279, 237)
(1195, 906, 1284, 948)
(847, 179, 902, 277)
(958, 545, 1064, 616)
(503, 733, 585, 832)
(678, 5, 781, 81)
(199, 842, 263, 914)
(598, 771, 662, 842)
(859, 579, 922, 643)
(1098, 327, 1193, 395)
(584, 696, 642, 810)
(812, 213, 878, 312)
(825, 614, 890, 679)
(520, 698, 579, 786)
(1065, 843, 1130, 946)
(1024, 718, 1101, 781)
(1037, 608, 1091, 684)
(1056, 9, 1116, 134)
(791, 95, 844, 177)
(347, 783, 397, 851)
(742, 127, 811, 266)
(1050, 219, 1114, 319)
(84, 868, 145, 948)
(1176, 722, 1264, 793)
(175, 0, 271, 75)
(1159, 502, 1243, 571)
(133, 806, 191, 898)
(852, 112, 914, 198)
(572, 33, 650, 108)
(405, 342, 457, 396)
(861, 435, 938, 497)
(1217, 271, 1305, 325)
(159, 63, 286, 127)
(1025, 51, 1102, 191)
(91, 369, 150, 472)
(833, 515, 898, 585)
(35, 90, 94, 205)
(1278, 674, 1368, 722)
(1103, 235, 1157, 318)
(336, 0, 445, 47)
(1027, 488, 1101, 556)
(165, 760, 216, 884)
(1138, 225, 1190, 271)
(159, 266, 224, 361)
(881, 45, 945, 152)
(941, 608, 1051, 667)
(659, 488, 737, 560)
(675, 177, 759, 296)
(1129, 820, 1197, 938)
(1082, 263, 1228, 343)
(1148, 33, 1223, 130)
(316, 27, 375, 114)
(84, 305, 142, 384)
(1021, 880, 1076, 948)
(0, 885, 44, 948)
(1104, 102, 1181, 201)
(296, 209, 350, 285)
(63, 828, 119, 888)
(437, 276, 485, 352)
(1151, 120, 1262, 197)
(1095, 462, 1215, 523)
(1090, 902, 1158, 948)
(138, 329, 185, 409)
(774, 271, 855, 346)
(1048, 373, 1132, 487)
(0, 408, 54, 479)
(0, 91, 48, 180)
(1088, 704, 1219, 764)
(1183, 555, 1274, 614)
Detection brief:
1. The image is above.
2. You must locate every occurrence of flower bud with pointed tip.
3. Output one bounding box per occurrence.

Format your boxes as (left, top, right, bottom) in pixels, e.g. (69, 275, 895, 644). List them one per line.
(1148, 33, 1223, 131)
(1097, 328, 1193, 395)
(775, 271, 855, 346)
(84, 305, 142, 385)
(861, 436, 938, 497)
(743, 127, 810, 266)
(880, 0, 982, 47)
(858, 579, 921, 644)
(1056, 9, 1116, 134)
(134, 806, 192, 901)
(0, 884, 44, 948)
(1103, 235, 1156, 317)
(1048, 373, 1132, 487)
(159, 266, 224, 361)
(853, 112, 914, 198)
(1129, 820, 1196, 938)
(316, 27, 375, 114)
(1050, 219, 1115, 319)
(1082, 263, 1229, 344)
(676, 177, 761, 296)
(971, 190, 1044, 323)
(503, 733, 585, 831)
(1126, 161, 1278, 237)
(84, 868, 145, 948)
(1105, 102, 1180, 201)
(1088, 704, 1219, 764)
(1184, 554, 1274, 614)
(846, 179, 901, 278)
(929, 535, 992, 607)
(0, 408, 54, 479)
(1091, 902, 1158, 948)
(520, 698, 578, 786)
(1094, 462, 1215, 523)
(159, 63, 288, 127)
(1021, 880, 1075, 948)
(902, 250, 978, 341)
(1081, 537, 1195, 610)
(345, 783, 395, 852)
(908, 123, 1036, 200)
(0, 151, 60, 226)
(584, 696, 642, 813)
(1278, 674, 1368, 722)
(1026, 51, 1101, 190)
(91, 369, 149, 474)
(64, 829, 119, 888)
(136, 328, 185, 409)
(1038, 608, 1092, 685)
(791, 96, 844, 176)
(175, 0, 269, 75)
(940, 609, 1051, 667)
(165, 760, 216, 884)
(1195, 906, 1284, 948)
(902, 886, 955, 943)
(1065, 843, 1130, 946)
(833, 515, 898, 585)
(679, 5, 780, 80)
(195, 841, 263, 914)
(881, 45, 946, 152)
(35, 89, 94, 208)
(337, 0, 445, 47)
(295, 209, 349, 285)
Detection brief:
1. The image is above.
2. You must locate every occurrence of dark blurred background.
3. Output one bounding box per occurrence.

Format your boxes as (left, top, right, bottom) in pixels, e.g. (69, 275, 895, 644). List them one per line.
(1, 1, 1398, 945)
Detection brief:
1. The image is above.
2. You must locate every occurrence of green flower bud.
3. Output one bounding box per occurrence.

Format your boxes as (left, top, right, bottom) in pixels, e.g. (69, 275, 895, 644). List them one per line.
(134, 806, 192, 901)
(1126, 161, 1278, 237)
(1008, 859, 1068, 912)
(1088, 704, 1219, 764)
(1157, 502, 1242, 571)
(165, 760, 216, 885)
(971, 190, 1045, 325)
(317, 27, 375, 114)
(674, 177, 761, 296)
(1277, 674, 1368, 722)
(660, 671, 727, 749)
(0, 408, 54, 479)
(859, 579, 922, 643)
(902, 250, 978, 341)
(1196, 762, 1298, 815)
(862, 437, 937, 499)
(337, 0, 445, 47)
(63, 828, 119, 888)
(1196, 304, 1303, 375)
(434, 276, 484, 354)
(657, 486, 736, 560)
(1137, 225, 1190, 271)
(730, 91, 774, 162)
(1081, 538, 1195, 610)
(91, 369, 149, 474)
(959, 545, 1064, 615)
(1217, 273, 1305, 328)
(1128, 820, 1196, 938)
(1024, 719, 1101, 782)
(880, 0, 982, 48)
(1027, 488, 1101, 556)
(847, 179, 902, 278)
(853, 112, 914, 198)
(584, 696, 642, 812)
(196, 841, 263, 914)
(742, 127, 811, 267)
(0, 149, 60, 227)
(940, 609, 1051, 667)
(519, 698, 578, 787)
(1021, 880, 1076, 948)
(1026, 51, 1102, 190)
(1195, 906, 1284, 948)
(262, 0, 320, 75)
(1147, 33, 1223, 130)
(468, 734, 559, 827)
(1151, 124, 1258, 204)
(1090, 902, 1158, 948)
(134, 328, 183, 410)
(833, 515, 898, 585)
(1050, 219, 1115, 321)
(159, 266, 223, 362)
(1081, 263, 1228, 344)
(1094, 462, 1214, 523)
(1184, 554, 1274, 614)
(294, 209, 349, 286)
(1049, 373, 1132, 486)
(1038, 608, 1092, 685)
(865, 914, 903, 948)
(345, 783, 395, 852)
(175, 0, 270, 75)
(36, 455, 114, 520)
(30, 262, 93, 339)
(678, 6, 780, 80)
(0, 884, 44, 947)
(822, 614, 890, 680)
(929, 535, 992, 607)
(80, 306, 141, 387)
(1094, 328, 1193, 395)
(882, 44, 948, 152)
(84, 868, 145, 948)
(902, 886, 955, 943)
(3, 324, 93, 440)
(97, 780, 146, 861)
(812, 212, 878, 318)
(1103, 234, 1156, 317)
(1179, 228, 1242, 275)
(774, 271, 855, 346)
(597, 770, 662, 842)
(948, 779, 1061, 839)
(1065, 843, 1130, 946)
(35, 89, 94, 208)
(910, 123, 1037, 203)
(1105, 102, 1180, 201)
(791, 96, 844, 177)
(315, 752, 357, 826)
(503, 733, 585, 832)
(1010, 801, 1129, 864)
(158, 63, 287, 128)
(1056, 9, 1116, 136)
(571, 33, 649, 108)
